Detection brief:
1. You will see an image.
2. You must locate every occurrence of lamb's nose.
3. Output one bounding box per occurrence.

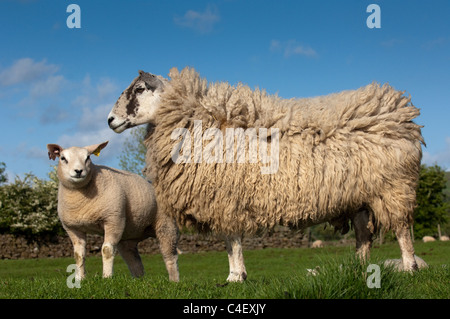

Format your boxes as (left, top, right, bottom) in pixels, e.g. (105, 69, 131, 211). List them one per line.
(108, 116, 114, 126)
(74, 169, 83, 178)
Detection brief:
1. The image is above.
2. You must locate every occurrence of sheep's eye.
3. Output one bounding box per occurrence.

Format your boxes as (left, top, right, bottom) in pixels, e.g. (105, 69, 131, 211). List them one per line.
(86, 155, 90, 163)
(61, 156, 68, 163)
(135, 87, 145, 94)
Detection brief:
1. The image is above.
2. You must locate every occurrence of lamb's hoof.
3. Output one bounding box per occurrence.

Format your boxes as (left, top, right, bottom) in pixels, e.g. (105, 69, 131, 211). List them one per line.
(226, 272, 247, 283)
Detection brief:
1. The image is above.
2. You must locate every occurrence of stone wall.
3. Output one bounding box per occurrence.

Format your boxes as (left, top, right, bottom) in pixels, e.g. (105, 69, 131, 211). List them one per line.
(0, 227, 307, 259)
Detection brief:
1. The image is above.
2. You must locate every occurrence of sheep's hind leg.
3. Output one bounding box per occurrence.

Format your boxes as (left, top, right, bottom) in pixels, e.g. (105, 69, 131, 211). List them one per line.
(118, 240, 144, 277)
(352, 209, 373, 263)
(225, 235, 247, 282)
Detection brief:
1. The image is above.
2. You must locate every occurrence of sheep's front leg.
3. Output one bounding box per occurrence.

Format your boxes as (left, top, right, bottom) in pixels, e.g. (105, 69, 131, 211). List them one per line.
(225, 235, 247, 282)
(396, 226, 418, 271)
(156, 213, 179, 282)
(66, 228, 86, 281)
(102, 221, 124, 278)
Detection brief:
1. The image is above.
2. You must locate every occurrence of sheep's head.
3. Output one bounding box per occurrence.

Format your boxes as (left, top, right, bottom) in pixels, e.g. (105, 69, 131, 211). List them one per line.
(108, 70, 167, 133)
(47, 141, 108, 189)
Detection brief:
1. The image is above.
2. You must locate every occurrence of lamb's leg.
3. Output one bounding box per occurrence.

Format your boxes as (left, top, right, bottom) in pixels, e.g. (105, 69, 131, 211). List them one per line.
(101, 242, 117, 278)
(156, 214, 179, 282)
(225, 235, 247, 282)
(353, 209, 373, 262)
(395, 226, 418, 271)
(117, 240, 144, 278)
(66, 228, 86, 281)
(102, 222, 124, 278)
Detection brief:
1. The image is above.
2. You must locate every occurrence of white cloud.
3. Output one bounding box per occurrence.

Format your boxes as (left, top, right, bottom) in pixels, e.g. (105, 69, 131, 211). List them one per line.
(174, 5, 220, 34)
(422, 136, 450, 170)
(30, 75, 66, 97)
(422, 36, 450, 50)
(380, 38, 404, 48)
(0, 58, 59, 86)
(40, 104, 70, 124)
(270, 39, 318, 58)
(73, 76, 118, 108)
(56, 126, 133, 165)
(79, 103, 114, 132)
(27, 146, 47, 160)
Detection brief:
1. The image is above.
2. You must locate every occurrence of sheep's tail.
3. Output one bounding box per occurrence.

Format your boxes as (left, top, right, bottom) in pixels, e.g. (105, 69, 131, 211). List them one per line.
(340, 83, 425, 146)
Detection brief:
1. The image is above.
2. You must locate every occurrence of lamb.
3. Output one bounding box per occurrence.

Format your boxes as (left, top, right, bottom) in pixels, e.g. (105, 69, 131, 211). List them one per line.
(108, 67, 425, 281)
(47, 141, 179, 281)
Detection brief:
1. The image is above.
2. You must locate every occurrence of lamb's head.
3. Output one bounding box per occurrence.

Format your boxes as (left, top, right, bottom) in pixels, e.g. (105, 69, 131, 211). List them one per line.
(108, 70, 167, 133)
(47, 141, 108, 189)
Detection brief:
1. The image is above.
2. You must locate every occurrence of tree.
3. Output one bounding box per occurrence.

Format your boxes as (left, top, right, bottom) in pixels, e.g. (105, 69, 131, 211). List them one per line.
(0, 168, 62, 237)
(413, 164, 449, 239)
(118, 126, 148, 177)
(0, 162, 7, 184)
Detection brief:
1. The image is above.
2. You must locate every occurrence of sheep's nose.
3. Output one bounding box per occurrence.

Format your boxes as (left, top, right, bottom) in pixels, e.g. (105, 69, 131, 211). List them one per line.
(108, 116, 114, 126)
(74, 169, 83, 178)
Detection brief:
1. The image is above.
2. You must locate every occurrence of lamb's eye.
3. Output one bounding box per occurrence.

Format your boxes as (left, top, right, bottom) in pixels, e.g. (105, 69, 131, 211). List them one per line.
(86, 155, 90, 163)
(135, 87, 145, 94)
(61, 156, 68, 163)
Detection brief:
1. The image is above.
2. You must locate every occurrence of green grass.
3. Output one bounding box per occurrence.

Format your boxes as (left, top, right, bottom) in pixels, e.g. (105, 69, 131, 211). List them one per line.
(0, 241, 448, 299)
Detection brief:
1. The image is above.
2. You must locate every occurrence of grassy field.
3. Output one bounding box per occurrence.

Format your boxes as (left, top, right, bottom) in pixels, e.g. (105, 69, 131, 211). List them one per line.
(0, 241, 448, 299)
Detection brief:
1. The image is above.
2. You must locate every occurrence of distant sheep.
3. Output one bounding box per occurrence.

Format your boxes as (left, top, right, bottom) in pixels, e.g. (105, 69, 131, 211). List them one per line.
(108, 67, 425, 281)
(384, 255, 428, 271)
(311, 240, 324, 249)
(422, 236, 436, 243)
(47, 141, 179, 281)
(440, 235, 449, 241)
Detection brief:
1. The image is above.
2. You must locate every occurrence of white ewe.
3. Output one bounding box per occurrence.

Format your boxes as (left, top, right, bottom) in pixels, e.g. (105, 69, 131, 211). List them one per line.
(47, 141, 179, 281)
(422, 236, 436, 243)
(384, 255, 428, 270)
(108, 67, 424, 281)
(311, 240, 324, 248)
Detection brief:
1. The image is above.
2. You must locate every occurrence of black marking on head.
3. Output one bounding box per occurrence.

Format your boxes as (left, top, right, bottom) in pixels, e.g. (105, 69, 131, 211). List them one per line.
(120, 71, 163, 117)
(126, 90, 140, 116)
(138, 70, 163, 92)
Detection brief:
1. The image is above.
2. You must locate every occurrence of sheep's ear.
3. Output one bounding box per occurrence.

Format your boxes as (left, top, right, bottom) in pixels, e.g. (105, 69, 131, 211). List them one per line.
(86, 141, 109, 157)
(47, 144, 63, 161)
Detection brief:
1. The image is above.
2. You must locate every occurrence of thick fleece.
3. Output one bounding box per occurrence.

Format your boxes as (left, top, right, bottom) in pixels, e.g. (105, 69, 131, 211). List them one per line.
(144, 67, 424, 236)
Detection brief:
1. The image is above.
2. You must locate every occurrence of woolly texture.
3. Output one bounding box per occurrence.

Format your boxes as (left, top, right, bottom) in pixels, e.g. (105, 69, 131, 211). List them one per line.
(57, 165, 158, 240)
(145, 67, 424, 235)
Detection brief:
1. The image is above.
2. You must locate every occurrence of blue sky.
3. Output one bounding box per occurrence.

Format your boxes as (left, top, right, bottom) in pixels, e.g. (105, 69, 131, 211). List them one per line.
(1, 0, 449, 181)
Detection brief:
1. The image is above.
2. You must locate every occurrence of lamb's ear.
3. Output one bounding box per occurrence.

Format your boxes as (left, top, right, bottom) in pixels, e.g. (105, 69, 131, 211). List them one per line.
(86, 141, 109, 157)
(47, 144, 63, 161)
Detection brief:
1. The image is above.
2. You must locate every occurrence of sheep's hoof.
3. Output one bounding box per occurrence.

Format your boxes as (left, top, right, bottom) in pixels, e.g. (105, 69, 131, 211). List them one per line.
(226, 272, 247, 283)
